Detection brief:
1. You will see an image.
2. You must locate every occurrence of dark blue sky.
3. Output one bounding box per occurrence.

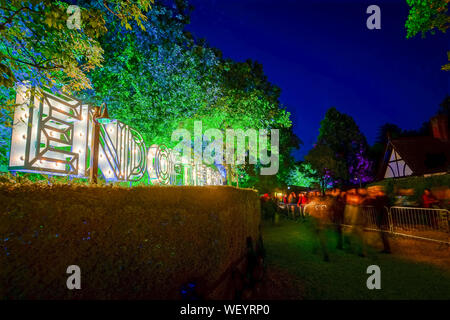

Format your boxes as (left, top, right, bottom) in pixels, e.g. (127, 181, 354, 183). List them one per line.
(184, 0, 449, 159)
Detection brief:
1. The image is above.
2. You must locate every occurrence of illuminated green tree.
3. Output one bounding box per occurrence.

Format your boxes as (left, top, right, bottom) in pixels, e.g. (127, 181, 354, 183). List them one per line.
(0, 0, 298, 189)
(286, 162, 318, 188)
(0, 0, 154, 171)
(85, 1, 296, 190)
(0, 0, 154, 92)
(304, 144, 341, 193)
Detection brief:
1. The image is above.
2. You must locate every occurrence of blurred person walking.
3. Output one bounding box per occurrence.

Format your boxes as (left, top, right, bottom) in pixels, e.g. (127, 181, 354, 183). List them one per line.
(297, 192, 308, 221)
(288, 192, 298, 219)
(343, 189, 367, 257)
(367, 186, 391, 253)
(308, 197, 332, 262)
(330, 189, 345, 250)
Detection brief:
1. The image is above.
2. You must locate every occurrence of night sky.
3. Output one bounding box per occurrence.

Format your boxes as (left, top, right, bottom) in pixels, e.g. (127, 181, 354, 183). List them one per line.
(184, 0, 449, 159)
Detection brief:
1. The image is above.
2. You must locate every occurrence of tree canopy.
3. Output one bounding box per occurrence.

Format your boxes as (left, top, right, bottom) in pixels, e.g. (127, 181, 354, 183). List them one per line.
(304, 144, 339, 193)
(0, 0, 299, 191)
(405, 0, 449, 70)
(0, 0, 154, 91)
(315, 107, 372, 186)
(286, 162, 318, 188)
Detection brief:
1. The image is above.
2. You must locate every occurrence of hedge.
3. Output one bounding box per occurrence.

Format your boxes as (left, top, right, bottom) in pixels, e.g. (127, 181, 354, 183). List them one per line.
(0, 183, 260, 299)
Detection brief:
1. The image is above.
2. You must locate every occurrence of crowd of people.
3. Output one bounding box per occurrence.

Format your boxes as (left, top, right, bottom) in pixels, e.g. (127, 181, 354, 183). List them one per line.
(276, 185, 450, 213)
(394, 187, 450, 209)
(260, 185, 450, 262)
(261, 187, 391, 258)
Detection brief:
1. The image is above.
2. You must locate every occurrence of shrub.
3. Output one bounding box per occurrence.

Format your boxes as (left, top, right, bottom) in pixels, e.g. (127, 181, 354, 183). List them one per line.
(0, 183, 260, 299)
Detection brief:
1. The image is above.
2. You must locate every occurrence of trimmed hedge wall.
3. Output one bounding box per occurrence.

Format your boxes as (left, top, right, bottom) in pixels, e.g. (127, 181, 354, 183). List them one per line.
(0, 184, 260, 299)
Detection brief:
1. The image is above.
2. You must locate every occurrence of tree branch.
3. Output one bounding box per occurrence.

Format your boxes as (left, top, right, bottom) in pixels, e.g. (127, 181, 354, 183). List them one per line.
(0, 5, 40, 29)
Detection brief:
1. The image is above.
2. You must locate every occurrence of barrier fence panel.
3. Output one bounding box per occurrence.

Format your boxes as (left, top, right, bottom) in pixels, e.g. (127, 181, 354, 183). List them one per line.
(359, 206, 392, 231)
(359, 206, 449, 244)
(360, 206, 378, 229)
(275, 202, 449, 244)
(278, 202, 449, 244)
(303, 203, 328, 216)
(389, 206, 449, 233)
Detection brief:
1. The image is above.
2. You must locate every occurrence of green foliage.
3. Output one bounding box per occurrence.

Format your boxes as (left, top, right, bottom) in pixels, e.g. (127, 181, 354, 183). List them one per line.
(405, 0, 449, 70)
(0, 1, 298, 190)
(304, 144, 339, 192)
(317, 107, 367, 157)
(238, 126, 301, 192)
(405, 0, 449, 38)
(85, 2, 222, 146)
(0, 0, 153, 92)
(83, 1, 298, 190)
(286, 162, 318, 188)
(0, 183, 260, 299)
(315, 107, 372, 186)
(0, 86, 14, 171)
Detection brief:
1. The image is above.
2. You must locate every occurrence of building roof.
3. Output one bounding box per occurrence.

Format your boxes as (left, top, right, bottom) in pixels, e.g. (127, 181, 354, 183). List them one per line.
(379, 136, 450, 179)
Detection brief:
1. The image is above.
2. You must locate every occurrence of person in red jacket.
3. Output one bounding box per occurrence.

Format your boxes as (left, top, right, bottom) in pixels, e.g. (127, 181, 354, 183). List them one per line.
(297, 192, 309, 219)
(422, 189, 439, 208)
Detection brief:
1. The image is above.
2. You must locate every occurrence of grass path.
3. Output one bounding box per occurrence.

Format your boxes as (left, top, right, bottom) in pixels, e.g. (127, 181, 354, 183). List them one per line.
(260, 218, 450, 300)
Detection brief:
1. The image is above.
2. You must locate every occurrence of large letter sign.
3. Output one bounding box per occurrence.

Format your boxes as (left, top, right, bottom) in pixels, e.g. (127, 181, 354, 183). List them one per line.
(9, 86, 91, 176)
(98, 121, 147, 182)
(147, 144, 176, 185)
(9, 86, 224, 185)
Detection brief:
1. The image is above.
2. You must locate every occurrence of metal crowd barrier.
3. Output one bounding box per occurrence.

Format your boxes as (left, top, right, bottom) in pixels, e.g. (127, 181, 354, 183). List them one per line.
(277, 202, 326, 220)
(355, 206, 449, 244)
(359, 206, 390, 231)
(277, 202, 449, 244)
(303, 203, 327, 216)
(389, 206, 449, 233)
